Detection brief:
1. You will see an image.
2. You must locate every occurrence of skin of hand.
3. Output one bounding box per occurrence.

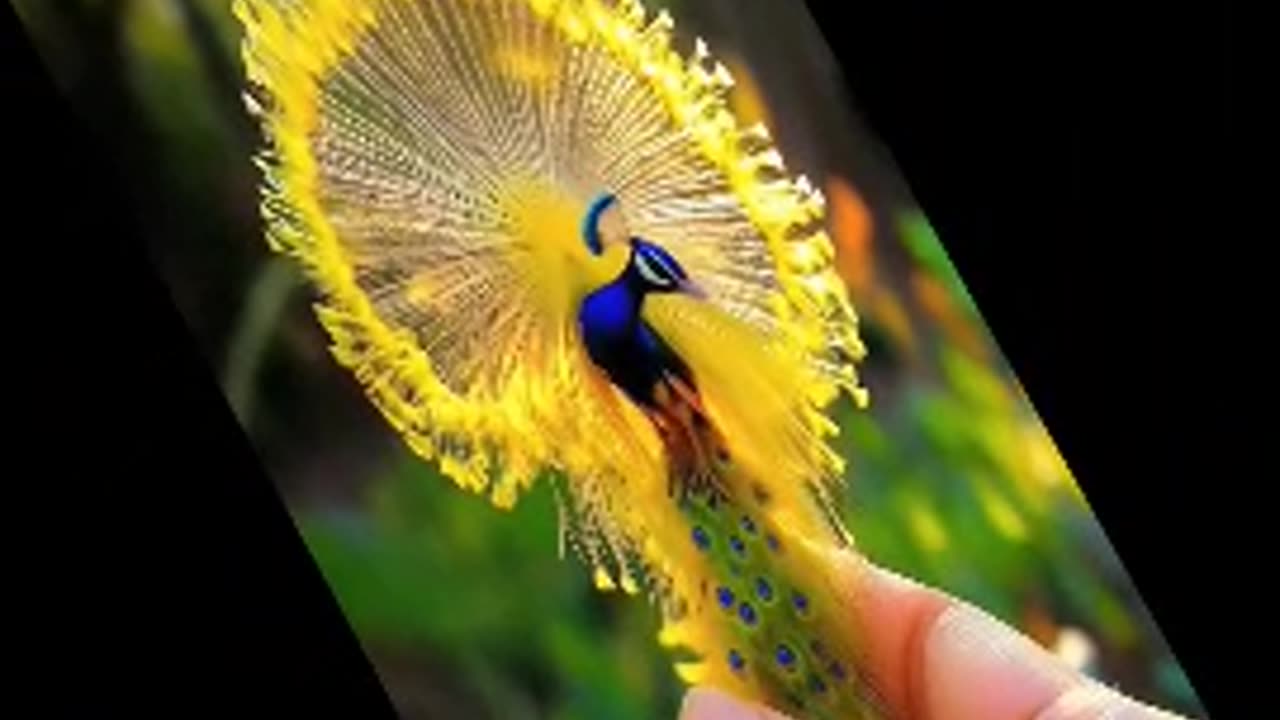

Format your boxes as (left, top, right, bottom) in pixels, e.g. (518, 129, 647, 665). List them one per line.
(679, 549, 1193, 720)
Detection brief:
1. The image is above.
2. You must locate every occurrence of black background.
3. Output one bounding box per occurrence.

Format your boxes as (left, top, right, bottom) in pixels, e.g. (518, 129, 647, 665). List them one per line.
(7, 0, 1237, 715)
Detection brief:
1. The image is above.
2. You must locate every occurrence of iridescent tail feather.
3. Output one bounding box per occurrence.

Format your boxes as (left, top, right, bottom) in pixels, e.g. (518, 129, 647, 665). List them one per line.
(234, 0, 876, 717)
(639, 353, 885, 718)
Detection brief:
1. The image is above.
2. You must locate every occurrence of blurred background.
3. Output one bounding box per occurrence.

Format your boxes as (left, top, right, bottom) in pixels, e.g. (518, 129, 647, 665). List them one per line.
(15, 1, 1205, 718)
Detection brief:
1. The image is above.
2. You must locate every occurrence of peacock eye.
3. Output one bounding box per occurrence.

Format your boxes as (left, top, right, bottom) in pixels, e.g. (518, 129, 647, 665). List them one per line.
(633, 245, 674, 286)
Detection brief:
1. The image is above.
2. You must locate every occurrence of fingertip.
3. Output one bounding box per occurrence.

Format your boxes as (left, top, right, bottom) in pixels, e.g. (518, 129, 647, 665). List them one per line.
(829, 553, 1076, 719)
(1033, 682, 1194, 720)
(825, 552, 1189, 720)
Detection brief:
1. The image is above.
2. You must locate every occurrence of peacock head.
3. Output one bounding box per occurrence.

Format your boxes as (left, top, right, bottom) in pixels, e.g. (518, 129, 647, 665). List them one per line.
(625, 236, 706, 298)
(582, 192, 706, 299)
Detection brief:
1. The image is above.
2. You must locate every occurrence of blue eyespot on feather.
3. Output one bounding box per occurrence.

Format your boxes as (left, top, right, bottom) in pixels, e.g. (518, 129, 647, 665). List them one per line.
(582, 192, 617, 256)
(776, 644, 796, 671)
(692, 526, 710, 551)
(792, 591, 810, 616)
(755, 577, 773, 603)
(728, 649, 745, 672)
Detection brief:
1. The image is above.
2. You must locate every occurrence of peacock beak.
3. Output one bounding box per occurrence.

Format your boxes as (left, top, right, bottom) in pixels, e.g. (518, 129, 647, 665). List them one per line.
(679, 278, 709, 299)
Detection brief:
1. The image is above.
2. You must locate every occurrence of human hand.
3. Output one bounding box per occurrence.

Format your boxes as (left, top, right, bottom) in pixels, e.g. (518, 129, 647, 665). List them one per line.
(678, 550, 1193, 720)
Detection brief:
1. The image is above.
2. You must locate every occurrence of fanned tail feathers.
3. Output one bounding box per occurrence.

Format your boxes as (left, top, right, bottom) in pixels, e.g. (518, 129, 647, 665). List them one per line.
(233, 1, 877, 717)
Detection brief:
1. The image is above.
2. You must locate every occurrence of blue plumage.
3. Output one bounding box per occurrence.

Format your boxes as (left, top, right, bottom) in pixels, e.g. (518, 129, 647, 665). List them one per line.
(577, 195, 703, 409)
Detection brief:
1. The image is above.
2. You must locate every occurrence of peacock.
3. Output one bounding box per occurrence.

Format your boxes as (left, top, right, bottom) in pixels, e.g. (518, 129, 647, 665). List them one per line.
(234, 0, 887, 717)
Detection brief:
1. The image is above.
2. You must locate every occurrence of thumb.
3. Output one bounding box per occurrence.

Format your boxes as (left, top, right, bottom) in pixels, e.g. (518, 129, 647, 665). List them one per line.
(842, 554, 1192, 720)
(679, 687, 796, 720)
(679, 555, 1193, 720)
(918, 599, 1186, 719)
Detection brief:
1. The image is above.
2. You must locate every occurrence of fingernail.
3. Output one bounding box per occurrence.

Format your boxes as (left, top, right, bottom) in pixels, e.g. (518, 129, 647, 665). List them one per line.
(924, 604, 1080, 719)
(680, 687, 781, 720)
(1036, 682, 1192, 720)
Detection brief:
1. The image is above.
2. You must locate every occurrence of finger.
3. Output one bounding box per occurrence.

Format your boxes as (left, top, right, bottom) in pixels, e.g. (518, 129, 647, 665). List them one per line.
(830, 551, 1190, 720)
(827, 552, 953, 718)
(680, 687, 797, 720)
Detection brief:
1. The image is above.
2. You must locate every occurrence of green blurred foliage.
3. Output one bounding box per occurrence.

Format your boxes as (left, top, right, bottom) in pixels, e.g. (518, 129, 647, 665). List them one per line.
(834, 212, 1201, 714)
(14, 1, 1205, 718)
(897, 212, 981, 320)
(301, 456, 683, 719)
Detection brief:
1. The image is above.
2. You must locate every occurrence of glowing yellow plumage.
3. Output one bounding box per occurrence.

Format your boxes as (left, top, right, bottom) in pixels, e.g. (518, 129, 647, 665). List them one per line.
(234, 0, 877, 716)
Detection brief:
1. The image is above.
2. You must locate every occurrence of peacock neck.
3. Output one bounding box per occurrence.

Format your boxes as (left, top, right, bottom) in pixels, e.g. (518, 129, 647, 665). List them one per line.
(614, 262, 651, 305)
(578, 262, 673, 408)
(593, 263, 651, 325)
